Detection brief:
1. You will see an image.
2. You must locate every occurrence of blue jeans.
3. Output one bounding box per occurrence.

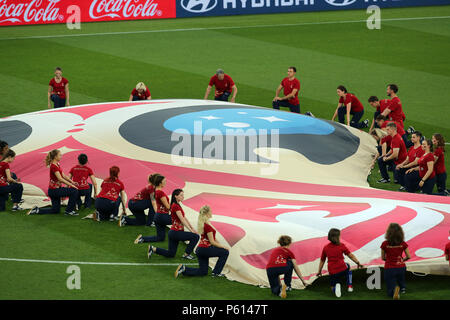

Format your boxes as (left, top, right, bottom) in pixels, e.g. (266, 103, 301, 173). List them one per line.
(214, 91, 231, 101)
(95, 197, 121, 221)
(51, 94, 66, 108)
(272, 100, 300, 113)
(0, 183, 23, 211)
(76, 184, 92, 209)
(266, 260, 293, 296)
(142, 212, 172, 242)
(38, 187, 78, 214)
(338, 106, 365, 128)
(182, 246, 229, 276)
(384, 267, 406, 297)
(154, 230, 200, 257)
(329, 263, 352, 288)
(125, 199, 153, 226)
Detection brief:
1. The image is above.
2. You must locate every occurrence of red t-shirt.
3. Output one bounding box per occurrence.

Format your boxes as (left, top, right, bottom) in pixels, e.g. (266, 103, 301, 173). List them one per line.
(381, 241, 408, 269)
(407, 145, 425, 163)
(387, 97, 404, 128)
(445, 242, 450, 266)
(170, 203, 184, 231)
(390, 134, 407, 165)
(266, 247, 295, 269)
(381, 121, 405, 136)
(97, 178, 124, 201)
(0, 161, 10, 186)
(418, 153, 436, 179)
(198, 223, 216, 248)
(321, 242, 350, 275)
(378, 99, 390, 113)
(131, 184, 155, 201)
(69, 164, 94, 190)
(131, 88, 151, 100)
(49, 163, 63, 189)
(209, 74, 235, 97)
(281, 77, 300, 106)
(434, 147, 446, 175)
(49, 77, 69, 99)
(339, 93, 364, 113)
(381, 135, 392, 148)
(155, 190, 169, 214)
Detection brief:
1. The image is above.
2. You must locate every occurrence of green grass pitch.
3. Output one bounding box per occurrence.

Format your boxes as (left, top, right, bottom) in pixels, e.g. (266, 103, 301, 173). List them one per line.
(0, 6, 449, 300)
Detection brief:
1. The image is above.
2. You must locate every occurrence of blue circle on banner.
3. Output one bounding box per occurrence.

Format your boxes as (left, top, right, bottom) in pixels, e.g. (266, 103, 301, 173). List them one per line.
(163, 108, 335, 136)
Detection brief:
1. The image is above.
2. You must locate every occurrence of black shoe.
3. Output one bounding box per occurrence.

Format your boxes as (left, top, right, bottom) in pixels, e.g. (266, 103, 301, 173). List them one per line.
(362, 119, 369, 128)
(211, 273, 226, 278)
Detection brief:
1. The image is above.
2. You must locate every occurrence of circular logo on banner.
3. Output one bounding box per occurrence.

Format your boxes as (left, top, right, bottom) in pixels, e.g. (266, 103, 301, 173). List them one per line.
(181, 0, 217, 13)
(324, 0, 357, 6)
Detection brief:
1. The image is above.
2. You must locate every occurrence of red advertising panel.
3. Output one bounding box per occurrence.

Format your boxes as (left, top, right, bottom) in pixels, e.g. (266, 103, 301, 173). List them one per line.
(0, 0, 176, 26)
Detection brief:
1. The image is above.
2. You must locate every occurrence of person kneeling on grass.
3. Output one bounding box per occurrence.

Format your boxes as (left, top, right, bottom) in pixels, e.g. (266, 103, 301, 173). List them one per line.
(0, 149, 24, 212)
(174, 205, 229, 278)
(265, 235, 308, 299)
(147, 189, 200, 260)
(316, 228, 363, 298)
(93, 166, 126, 222)
(381, 223, 410, 300)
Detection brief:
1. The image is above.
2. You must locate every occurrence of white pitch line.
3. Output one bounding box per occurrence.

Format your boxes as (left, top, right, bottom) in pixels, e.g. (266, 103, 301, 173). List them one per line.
(1, 15, 450, 41)
(0, 257, 196, 266)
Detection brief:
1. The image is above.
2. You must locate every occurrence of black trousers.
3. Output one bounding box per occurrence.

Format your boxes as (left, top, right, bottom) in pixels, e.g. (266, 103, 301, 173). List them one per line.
(0, 183, 23, 211)
(154, 230, 200, 257)
(38, 187, 78, 214)
(214, 91, 231, 101)
(95, 197, 121, 220)
(338, 106, 365, 128)
(266, 260, 294, 296)
(272, 100, 300, 113)
(142, 212, 172, 242)
(182, 246, 229, 276)
(51, 94, 66, 108)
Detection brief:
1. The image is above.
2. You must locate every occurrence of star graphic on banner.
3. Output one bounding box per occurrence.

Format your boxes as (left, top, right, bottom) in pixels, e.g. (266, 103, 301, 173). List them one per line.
(254, 116, 289, 123)
(200, 115, 222, 120)
(41, 146, 83, 155)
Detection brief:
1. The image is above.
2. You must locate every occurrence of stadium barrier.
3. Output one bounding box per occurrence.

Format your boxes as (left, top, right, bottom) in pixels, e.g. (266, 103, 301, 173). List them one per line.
(1, 0, 450, 27)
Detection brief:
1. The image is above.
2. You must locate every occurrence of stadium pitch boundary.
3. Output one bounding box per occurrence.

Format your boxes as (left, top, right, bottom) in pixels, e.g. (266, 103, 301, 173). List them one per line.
(1, 15, 450, 41)
(0, 257, 197, 266)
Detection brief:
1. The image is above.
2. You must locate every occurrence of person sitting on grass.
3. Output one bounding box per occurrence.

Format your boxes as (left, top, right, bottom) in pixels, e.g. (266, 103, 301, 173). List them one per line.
(316, 228, 363, 298)
(265, 235, 308, 299)
(0, 149, 23, 212)
(174, 205, 230, 278)
(381, 223, 410, 300)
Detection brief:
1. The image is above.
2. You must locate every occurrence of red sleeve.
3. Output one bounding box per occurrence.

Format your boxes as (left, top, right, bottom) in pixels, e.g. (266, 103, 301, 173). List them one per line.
(342, 244, 350, 255)
(321, 247, 327, 261)
(63, 78, 68, 84)
(287, 248, 295, 260)
(380, 241, 387, 250)
(280, 78, 285, 87)
(338, 96, 344, 104)
(50, 164, 58, 174)
(294, 79, 300, 90)
(120, 181, 124, 191)
(49, 79, 54, 86)
(146, 88, 151, 97)
(402, 242, 408, 250)
(88, 167, 94, 176)
(391, 136, 401, 149)
(344, 94, 352, 105)
(171, 203, 181, 213)
(204, 223, 214, 234)
(228, 75, 235, 87)
(445, 243, 450, 255)
(209, 76, 216, 86)
(434, 148, 443, 158)
(131, 88, 137, 95)
(388, 98, 399, 111)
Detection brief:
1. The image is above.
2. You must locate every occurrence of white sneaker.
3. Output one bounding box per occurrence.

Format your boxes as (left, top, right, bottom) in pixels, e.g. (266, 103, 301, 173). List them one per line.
(334, 283, 341, 298)
(348, 286, 353, 292)
(12, 205, 25, 211)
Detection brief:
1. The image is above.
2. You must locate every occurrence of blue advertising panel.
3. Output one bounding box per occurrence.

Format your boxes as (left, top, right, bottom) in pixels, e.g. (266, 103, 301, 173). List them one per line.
(176, 0, 450, 18)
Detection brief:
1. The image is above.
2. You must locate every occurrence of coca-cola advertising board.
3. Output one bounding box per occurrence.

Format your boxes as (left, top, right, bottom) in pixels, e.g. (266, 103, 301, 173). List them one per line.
(0, 0, 176, 26)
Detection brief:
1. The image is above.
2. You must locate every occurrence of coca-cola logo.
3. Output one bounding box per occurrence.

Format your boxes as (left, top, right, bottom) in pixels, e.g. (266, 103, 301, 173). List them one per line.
(0, 0, 61, 24)
(89, 0, 162, 19)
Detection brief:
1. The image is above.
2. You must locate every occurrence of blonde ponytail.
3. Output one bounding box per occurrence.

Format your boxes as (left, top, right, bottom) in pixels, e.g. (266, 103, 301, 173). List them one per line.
(197, 205, 211, 235)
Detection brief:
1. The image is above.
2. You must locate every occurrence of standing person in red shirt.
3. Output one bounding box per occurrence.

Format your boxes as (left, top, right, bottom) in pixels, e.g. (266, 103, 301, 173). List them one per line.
(93, 166, 126, 222)
(332, 86, 369, 129)
(122, 174, 158, 228)
(174, 205, 230, 278)
(317, 228, 363, 298)
(68, 154, 97, 210)
(265, 235, 308, 298)
(381, 84, 405, 129)
(128, 82, 151, 101)
(48, 67, 69, 108)
(377, 122, 407, 183)
(395, 131, 424, 191)
(27, 149, 78, 216)
(381, 223, 410, 299)
(147, 189, 200, 260)
(136, 175, 171, 242)
(272, 67, 301, 114)
(405, 139, 436, 194)
(368, 96, 391, 131)
(432, 134, 448, 195)
(0, 149, 23, 212)
(204, 69, 237, 102)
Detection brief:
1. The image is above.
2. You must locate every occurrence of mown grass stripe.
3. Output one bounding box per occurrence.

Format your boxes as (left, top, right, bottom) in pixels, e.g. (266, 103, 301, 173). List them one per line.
(0, 257, 197, 266)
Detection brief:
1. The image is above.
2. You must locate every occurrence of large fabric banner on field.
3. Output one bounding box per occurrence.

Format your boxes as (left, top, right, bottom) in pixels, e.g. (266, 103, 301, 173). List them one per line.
(1, 100, 449, 289)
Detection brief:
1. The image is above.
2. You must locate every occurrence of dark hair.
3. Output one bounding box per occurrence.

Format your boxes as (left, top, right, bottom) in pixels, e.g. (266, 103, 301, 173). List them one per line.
(433, 133, 445, 150)
(328, 228, 341, 245)
(337, 85, 347, 93)
(385, 223, 404, 246)
(376, 114, 387, 121)
(388, 84, 398, 93)
(170, 189, 183, 206)
(3, 149, 15, 159)
(278, 235, 292, 247)
(0, 140, 8, 155)
(288, 66, 297, 73)
(412, 131, 422, 139)
(386, 122, 397, 130)
(368, 96, 379, 103)
(151, 174, 165, 187)
(108, 166, 120, 181)
(423, 139, 434, 152)
(55, 67, 62, 72)
(78, 153, 88, 165)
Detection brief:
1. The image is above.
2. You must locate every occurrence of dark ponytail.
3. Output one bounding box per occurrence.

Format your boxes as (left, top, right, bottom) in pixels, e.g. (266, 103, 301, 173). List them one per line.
(171, 189, 183, 206)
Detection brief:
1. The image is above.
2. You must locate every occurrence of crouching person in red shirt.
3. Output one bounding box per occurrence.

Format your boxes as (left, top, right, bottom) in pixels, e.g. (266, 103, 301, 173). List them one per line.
(317, 228, 363, 298)
(265, 235, 308, 298)
(381, 223, 411, 299)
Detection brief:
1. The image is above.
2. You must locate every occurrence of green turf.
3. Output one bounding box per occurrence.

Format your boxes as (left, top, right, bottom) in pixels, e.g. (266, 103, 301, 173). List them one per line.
(0, 6, 450, 299)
